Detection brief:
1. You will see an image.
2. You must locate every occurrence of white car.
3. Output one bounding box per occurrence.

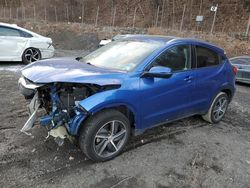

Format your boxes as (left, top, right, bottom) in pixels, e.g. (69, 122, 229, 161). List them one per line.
(0, 22, 54, 64)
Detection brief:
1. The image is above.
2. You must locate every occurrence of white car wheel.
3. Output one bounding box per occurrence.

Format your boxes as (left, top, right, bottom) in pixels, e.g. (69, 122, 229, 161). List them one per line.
(22, 48, 41, 64)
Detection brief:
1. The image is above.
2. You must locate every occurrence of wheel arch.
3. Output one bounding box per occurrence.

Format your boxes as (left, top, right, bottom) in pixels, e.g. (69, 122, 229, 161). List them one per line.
(214, 84, 235, 103)
(76, 103, 137, 135)
(221, 88, 233, 102)
(73, 89, 140, 135)
(22, 47, 41, 56)
(94, 104, 136, 129)
(203, 84, 235, 115)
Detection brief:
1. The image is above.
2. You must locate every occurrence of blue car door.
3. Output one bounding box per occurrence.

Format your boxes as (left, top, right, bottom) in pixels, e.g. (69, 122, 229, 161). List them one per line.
(190, 45, 225, 114)
(139, 44, 195, 129)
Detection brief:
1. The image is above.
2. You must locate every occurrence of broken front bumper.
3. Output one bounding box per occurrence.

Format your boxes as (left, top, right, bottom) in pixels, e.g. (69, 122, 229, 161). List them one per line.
(21, 92, 40, 135)
(19, 79, 89, 138)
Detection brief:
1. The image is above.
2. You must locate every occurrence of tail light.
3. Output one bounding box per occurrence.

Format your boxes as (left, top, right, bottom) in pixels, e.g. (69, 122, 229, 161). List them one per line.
(232, 66, 238, 75)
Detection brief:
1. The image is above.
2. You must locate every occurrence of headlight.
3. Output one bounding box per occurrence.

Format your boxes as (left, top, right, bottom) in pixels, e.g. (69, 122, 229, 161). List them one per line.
(18, 76, 43, 90)
(18, 76, 44, 99)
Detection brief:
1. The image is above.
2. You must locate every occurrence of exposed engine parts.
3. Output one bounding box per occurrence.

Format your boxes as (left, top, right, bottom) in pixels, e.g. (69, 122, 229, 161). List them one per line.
(19, 80, 120, 146)
(19, 71, 122, 146)
(37, 83, 94, 135)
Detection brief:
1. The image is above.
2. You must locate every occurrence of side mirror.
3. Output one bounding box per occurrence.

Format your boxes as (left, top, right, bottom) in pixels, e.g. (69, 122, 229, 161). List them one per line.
(141, 66, 173, 78)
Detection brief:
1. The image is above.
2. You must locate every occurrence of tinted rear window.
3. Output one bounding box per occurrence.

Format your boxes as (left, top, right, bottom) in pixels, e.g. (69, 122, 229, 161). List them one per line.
(196, 46, 220, 68)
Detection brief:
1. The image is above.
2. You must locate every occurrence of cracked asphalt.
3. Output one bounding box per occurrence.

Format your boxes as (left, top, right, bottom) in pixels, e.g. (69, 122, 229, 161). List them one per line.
(0, 51, 249, 188)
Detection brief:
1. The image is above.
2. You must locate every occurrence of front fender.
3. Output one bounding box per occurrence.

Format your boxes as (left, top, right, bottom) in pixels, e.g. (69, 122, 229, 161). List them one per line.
(69, 89, 139, 135)
(79, 89, 137, 115)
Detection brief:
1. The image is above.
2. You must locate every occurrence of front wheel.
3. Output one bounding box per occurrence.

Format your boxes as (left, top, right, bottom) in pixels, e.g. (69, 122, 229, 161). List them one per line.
(202, 92, 229, 123)
(79, 109, 130, 162)
(22, 48, 41, 64)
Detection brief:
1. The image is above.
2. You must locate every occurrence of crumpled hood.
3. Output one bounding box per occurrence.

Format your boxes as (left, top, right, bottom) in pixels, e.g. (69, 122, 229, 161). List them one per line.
(21, 58, 127, 86)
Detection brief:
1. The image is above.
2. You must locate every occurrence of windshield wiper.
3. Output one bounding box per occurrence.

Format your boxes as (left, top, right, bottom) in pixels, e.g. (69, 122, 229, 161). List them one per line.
(84, 61, 95, 66)
(86, 62, 93, 65)
(75, 57, 82, 61)
(75, 57, 95, 66)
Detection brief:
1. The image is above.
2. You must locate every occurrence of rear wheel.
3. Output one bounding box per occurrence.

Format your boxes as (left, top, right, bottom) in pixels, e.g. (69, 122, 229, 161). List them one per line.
(79, 109, 130, 162)
(202, 92, 229, 123)
(22, 48, 41, 64)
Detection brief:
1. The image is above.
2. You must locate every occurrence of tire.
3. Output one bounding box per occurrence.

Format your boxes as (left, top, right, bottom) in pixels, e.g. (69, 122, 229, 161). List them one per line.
(202, 92, 229, 124)
(79, 109, 130, 162)
(22, 48, 41, 64)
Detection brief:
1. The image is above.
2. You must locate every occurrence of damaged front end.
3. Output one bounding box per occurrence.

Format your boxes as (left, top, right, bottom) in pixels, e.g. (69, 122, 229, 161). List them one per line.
(18, 76, 103, 145)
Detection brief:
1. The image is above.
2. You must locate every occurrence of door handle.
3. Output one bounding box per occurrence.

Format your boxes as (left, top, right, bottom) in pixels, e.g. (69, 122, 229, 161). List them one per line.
(184, 76, 193, 82)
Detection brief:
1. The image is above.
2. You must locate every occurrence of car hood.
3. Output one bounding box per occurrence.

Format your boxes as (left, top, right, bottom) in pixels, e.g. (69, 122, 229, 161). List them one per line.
(21, 58, 127, 86)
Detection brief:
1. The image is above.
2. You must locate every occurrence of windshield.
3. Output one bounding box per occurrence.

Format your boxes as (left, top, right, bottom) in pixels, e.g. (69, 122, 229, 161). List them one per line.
(81, 40, 164, 71)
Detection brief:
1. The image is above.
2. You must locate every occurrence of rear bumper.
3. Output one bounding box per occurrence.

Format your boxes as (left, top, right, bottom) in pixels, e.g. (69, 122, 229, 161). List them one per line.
(40, 45, 55, 59)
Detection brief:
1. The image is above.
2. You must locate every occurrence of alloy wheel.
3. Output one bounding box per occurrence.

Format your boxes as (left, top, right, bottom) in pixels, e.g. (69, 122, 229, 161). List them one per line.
(24, 48, 41, 63)
(212, 96, 228, 121)
(93, 120, 127, 158)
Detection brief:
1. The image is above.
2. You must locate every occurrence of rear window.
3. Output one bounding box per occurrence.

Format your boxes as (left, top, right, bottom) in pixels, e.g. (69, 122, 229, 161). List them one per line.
(196, 46, 220, 68)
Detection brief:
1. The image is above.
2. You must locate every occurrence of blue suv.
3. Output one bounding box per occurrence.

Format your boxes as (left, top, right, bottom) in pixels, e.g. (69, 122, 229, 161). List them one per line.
(18, 35, 236, 162)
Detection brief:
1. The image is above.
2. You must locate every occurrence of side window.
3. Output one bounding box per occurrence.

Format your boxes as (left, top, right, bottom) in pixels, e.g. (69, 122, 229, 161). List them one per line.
(196, 46, 220, 68)
(151, 45, 191, 72)
(0, 26, 21, 37)
(20, 30, 33, 38)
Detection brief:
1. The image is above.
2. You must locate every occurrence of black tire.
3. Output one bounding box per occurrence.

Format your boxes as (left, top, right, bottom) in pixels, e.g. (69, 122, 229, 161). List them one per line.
(22, 48, 41, 64)
(202, 92, 229, 124)
(79, 109, 130, 162)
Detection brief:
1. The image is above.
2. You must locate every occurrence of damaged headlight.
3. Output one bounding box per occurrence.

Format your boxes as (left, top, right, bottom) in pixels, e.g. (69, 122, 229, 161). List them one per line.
(18, 76, 44, 98)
